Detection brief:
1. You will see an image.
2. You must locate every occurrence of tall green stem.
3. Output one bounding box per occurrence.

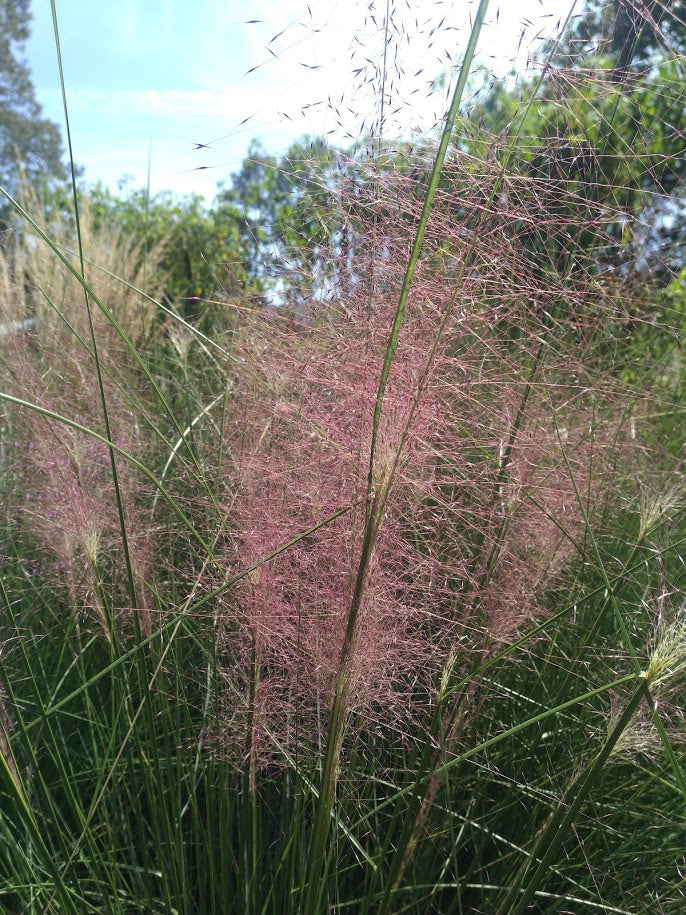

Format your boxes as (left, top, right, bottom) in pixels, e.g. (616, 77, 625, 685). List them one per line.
(498, 676, 651, 915)
(302, 5, 491, 912)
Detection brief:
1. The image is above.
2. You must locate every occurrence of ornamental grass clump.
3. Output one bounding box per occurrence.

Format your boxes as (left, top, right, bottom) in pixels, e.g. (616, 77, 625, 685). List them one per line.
(1, 2, 686, 912)
(215, 151, 616, 776)
(15, 380, 155, 640)
(0, 187, 167, 642)
(0, 184, 165, 354)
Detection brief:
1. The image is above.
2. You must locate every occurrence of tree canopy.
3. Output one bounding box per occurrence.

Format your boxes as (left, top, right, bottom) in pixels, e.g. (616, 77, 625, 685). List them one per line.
(0, 0, 65, 203)
(465, 1, 686, 287)
(558, 0, 686, 68)
(85, 137, 340, 319)
(216, 138, 341, 304)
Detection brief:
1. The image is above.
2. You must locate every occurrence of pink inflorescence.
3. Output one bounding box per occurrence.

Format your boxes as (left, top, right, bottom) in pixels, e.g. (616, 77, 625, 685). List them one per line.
(214, 161, 607, 766)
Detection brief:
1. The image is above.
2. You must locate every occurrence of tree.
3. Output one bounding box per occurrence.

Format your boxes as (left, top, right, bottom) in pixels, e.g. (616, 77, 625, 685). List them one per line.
(217, 137, 339, 304)
(88, 182, 259, 321)
(0, 0, 65, 204)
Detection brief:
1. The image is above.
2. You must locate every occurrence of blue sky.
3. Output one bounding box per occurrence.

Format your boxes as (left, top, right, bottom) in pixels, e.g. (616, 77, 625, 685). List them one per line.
(25, 0, 577, 203)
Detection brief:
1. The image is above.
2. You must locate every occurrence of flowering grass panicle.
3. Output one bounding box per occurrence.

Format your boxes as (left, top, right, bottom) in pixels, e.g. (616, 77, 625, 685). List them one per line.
(212, 160, 618, 767)
(0, 187, 166, 640)
(479, 417, 600, 640)
(14, 379, 154, 638)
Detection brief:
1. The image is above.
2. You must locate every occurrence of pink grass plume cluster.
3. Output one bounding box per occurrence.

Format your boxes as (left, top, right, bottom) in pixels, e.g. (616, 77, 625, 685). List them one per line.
(213, 158, 613, 766)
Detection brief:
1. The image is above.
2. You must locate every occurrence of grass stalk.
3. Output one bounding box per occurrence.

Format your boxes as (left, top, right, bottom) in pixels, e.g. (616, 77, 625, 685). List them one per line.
(302, 6, 491, 912)
(498, 676, 651, 915)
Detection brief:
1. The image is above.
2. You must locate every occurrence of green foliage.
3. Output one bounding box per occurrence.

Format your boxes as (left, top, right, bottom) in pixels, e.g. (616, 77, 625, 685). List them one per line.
(555, 0, 686, 67)
(217, 137, 339, 302)
(81, 135, 339, 317)
(466, 53, 686, 285)
(0, 0, 65, 207)
(87, 182, 259, 319)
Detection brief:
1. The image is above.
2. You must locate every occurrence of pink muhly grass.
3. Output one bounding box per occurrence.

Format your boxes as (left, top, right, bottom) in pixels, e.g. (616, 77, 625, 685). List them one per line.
(218, 338, 444, 765)
(10, 355, 157, 641)
(477, 416, 600, 642)
(212, 157, 616, 771)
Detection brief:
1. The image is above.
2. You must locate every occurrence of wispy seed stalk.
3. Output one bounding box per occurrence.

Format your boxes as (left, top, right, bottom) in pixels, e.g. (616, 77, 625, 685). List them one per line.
(302, 4, 491, 912)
